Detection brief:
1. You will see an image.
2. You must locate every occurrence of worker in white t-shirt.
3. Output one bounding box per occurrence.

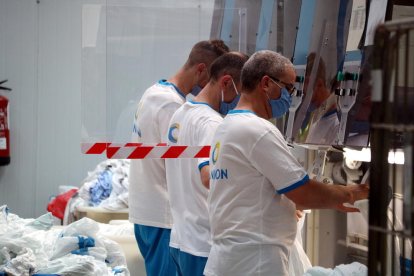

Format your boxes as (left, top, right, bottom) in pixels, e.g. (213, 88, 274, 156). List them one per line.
(165, 52, 248, 276)
(302, 52, 340, 145)
(204, 50, 369, 276)
(129, 40, 229, 276)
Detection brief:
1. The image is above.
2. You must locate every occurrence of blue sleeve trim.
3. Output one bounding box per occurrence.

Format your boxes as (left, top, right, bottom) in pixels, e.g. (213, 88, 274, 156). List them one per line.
(158, 79, 186, 99)
(198, 161, 209, 171)
(276, 174, 309, 194)
(189, 101, 214, 109)
(228, 109, 255, 115)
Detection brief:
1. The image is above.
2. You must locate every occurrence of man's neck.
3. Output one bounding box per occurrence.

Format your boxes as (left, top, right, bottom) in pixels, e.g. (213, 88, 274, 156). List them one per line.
(236, 92, 271, 119)
(168, 67, 195, 95)
(194, 83, 220, 112)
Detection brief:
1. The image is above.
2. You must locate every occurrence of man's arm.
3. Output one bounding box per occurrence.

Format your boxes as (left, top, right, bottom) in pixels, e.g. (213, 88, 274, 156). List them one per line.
(197, 119, 221, 190)
(285, 179, 369, 212)
(158, 101, 182, 143)
(200, 165, 210, 189)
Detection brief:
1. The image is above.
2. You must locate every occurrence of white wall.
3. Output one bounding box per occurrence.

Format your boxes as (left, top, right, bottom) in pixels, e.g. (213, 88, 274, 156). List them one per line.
(0, 0, 213, 218)
(0, 0, 103, 218)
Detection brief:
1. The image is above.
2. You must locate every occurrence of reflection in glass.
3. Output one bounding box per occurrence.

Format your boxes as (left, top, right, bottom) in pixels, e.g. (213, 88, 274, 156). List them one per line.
(302, 53, 340, 145)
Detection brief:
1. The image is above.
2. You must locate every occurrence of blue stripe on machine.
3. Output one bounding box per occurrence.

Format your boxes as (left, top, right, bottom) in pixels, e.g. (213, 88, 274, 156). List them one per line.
(255, 0, 275, 51)
(293, 0, 316, 65)
(220, 0, 236, 43)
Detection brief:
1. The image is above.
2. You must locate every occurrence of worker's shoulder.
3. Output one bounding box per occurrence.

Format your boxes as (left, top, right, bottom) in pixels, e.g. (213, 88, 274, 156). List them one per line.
(141, 82, 184, 105)
(225, 111, 268, 127)
(171, 104, 219, 132)
(191, 103, 222, 122)
(142, 82, 173, 98)
(226, 114, 276, 138)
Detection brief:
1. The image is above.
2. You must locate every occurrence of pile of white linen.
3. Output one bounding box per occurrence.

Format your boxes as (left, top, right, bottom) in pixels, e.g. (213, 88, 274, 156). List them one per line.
(0, 205, 129, 276)
(78, 159, 130, 210)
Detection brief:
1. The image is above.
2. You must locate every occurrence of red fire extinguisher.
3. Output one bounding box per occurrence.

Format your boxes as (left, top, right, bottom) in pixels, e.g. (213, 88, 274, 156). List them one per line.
(0, 80, 11, 166)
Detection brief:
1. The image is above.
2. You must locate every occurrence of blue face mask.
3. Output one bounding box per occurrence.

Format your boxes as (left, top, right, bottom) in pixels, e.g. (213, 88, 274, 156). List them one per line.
(190, 85, 202, 96)
(219, 79, 240, 115)
(219, 95, 240, 115)
(268, 87, 292, 118)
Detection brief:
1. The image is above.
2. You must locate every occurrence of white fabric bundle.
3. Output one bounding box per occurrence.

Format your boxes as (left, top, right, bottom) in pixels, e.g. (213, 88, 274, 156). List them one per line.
(78, 159, 130, 210)
(304, 262, 367, 275)
(0, 207, 130, 276)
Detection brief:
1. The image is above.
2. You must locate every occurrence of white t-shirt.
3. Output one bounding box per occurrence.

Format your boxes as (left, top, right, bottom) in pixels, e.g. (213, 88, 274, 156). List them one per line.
(165, 101, 223, 257)
(129, 80, 186, 228)
(204, 110, 309, 276)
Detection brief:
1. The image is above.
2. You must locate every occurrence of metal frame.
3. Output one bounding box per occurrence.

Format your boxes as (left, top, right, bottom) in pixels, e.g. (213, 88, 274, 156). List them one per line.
(369, 17, 414, 276)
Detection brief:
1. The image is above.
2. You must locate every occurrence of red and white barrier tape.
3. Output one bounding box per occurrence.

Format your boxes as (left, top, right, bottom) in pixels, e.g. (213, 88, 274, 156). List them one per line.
(82, 143, 110, 154)
(82, 143, 211, 159)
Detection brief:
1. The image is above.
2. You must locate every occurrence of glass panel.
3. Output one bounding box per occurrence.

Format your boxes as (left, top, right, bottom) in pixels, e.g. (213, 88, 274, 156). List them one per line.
(81, 1, 246, 152)
(292, 0, 343, 145)
(81, 2, 106, 152)
(288, 0, 361, 147)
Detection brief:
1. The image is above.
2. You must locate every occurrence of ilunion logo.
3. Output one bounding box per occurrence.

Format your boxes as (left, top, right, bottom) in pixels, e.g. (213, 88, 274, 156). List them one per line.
(210, 142, 228, 180)
(212, 142, 220, 165)
(168, 123, 180, 143)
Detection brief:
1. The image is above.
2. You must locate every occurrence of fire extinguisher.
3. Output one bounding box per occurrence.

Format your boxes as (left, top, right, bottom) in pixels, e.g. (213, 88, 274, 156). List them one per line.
(0, 80, 11, 166)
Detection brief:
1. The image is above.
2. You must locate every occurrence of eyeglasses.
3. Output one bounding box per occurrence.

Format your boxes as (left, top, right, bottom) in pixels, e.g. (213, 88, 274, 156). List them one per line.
(267, 75, 297, 95)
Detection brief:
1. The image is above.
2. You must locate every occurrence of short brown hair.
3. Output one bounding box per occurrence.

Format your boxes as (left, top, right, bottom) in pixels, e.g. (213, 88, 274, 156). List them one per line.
(184, 40, 230, 69)
(209, 52, 249, 84)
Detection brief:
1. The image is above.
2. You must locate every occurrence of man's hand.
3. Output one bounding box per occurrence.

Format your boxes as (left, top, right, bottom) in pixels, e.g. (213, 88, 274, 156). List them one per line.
(295, 210, 304, 222)
(335, 183, 369, 213)
(334, 203, 360, 213)
(348, 183, 369, 204)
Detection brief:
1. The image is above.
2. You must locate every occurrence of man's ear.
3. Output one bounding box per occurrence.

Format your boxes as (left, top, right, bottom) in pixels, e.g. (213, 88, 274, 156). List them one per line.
(260, 75, 271, 92)
(197, 63, 207, 74)
(220, 75, 232, 89)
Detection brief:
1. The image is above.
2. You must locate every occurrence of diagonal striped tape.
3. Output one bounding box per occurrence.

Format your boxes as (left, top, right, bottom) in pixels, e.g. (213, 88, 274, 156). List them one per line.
(82, 143, 211, 159)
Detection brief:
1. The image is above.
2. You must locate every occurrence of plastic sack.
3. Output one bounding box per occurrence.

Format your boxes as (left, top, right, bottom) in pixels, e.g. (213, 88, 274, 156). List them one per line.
(59, 217, 99, 238)
(52, 236, 95, 260)
(0, 205, 9, 224)
(289, 213, 312, 275)
(355, 198, 412, 275)
(71, 247, 107, 262)
(36, 254, 108, 276)
(304, 261, 367, 275)
(26, 213, 54, 231)
(0, 230, 49, 272)
(2, 247, 36, 276)
(78, 159, 130, 208)
(101, 238, 127, 267)
(289, 238, 312, 275)
(89, 170, 113, 206)
(111, 266, 129, 276)
(47, 188, 78, 220)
